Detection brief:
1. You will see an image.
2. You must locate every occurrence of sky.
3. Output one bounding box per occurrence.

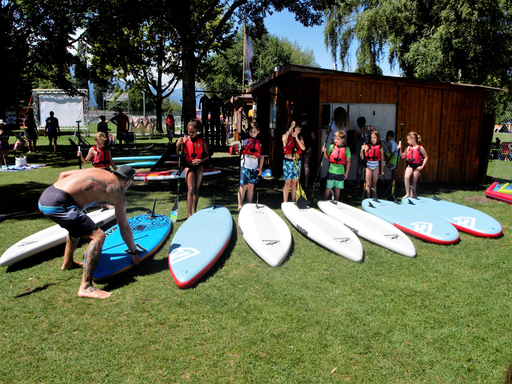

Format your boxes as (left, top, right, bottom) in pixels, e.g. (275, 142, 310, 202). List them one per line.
(264, 11, 399, 76)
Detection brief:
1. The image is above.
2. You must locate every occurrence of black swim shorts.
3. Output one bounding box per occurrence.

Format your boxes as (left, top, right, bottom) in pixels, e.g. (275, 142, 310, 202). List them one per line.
(38, 185, 98, 238)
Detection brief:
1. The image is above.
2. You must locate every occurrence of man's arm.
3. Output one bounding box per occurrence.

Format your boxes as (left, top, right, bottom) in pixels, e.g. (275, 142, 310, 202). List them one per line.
(113, 199, 139, 265)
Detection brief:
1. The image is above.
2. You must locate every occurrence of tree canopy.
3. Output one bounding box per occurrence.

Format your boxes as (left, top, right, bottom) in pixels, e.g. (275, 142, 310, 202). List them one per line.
(324, 0, 512, 87)
(198, 30, 319, 96)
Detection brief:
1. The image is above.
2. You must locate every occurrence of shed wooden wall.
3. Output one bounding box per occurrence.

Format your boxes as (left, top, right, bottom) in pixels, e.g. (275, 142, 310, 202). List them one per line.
(260, 70, 491, 184)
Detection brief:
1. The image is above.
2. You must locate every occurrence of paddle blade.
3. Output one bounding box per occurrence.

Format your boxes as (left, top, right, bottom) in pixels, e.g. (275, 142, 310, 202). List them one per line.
(296, 196, 309, 209)
(170, 198, 179, 222)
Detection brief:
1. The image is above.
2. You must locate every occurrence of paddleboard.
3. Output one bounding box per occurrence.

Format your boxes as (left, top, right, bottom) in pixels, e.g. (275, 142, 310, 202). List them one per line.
(123, 160, 178, 168)
(92, 213, 172, 281)
(133, 169, 221, 181)
(361, 198, 460, 245)
(403, 195, 502, 238)
(281, 202, 364, 262)
(169, 205, 232, 289)
(238, 203, 292, 267)
(113, 155, 167, 162)
(0, 208, 116, 267)
(497, 183, 512, 194)
(485, 182, 512, 204)
(317, 200, 416, 257)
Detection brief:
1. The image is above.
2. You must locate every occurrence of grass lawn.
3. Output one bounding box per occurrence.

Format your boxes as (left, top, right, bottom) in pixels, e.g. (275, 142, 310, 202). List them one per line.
(0, 132, 511, 383)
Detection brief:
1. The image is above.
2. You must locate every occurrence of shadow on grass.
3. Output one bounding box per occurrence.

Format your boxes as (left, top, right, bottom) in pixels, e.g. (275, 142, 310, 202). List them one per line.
(15, 277, 73, 298)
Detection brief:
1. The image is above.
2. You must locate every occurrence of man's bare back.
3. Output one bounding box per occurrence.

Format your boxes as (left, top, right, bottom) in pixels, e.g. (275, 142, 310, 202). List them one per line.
(54, 168, 126, 211)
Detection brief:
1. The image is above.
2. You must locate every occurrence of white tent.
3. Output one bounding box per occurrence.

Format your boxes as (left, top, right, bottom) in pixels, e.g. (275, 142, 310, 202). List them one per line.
(32, 89, 89, 133)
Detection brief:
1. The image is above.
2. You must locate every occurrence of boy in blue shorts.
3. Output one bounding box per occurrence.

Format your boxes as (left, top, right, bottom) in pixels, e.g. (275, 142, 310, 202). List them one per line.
(238, 122, 264, 210)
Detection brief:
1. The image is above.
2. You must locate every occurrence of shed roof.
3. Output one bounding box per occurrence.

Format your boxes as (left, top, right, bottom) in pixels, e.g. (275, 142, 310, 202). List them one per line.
(246, 65, 506, 94)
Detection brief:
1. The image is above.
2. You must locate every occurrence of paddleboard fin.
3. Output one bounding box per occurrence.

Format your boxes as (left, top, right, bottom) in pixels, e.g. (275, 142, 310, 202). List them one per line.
(371, 188, 379, 202)
(368, 202, 376, 208)
(256, 193, 260, 209)
(330, 189, 335, 202)
(408, 199, 415, 205)
(148, 198, 157, 218)
(433, 195, 441, 201)
(409, 186, 418, 199)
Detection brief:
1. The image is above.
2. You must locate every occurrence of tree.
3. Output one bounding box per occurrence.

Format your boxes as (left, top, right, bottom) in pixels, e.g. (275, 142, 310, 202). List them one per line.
(84, 0, 334, 125)
(198, 30, 319, 96)
(324, 0, 512, 101)
(0, 0, 86, 116)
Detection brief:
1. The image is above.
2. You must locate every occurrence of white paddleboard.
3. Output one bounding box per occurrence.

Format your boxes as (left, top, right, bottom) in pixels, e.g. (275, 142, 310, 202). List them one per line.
(238, 203, 292, 267)
(281, 202, 364, 263)
(317, 200, 416, 257)
(0, 208, 116, 267)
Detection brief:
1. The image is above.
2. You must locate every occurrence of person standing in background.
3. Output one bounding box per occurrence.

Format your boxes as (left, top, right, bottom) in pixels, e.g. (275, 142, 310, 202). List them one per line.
(353, 116, 377, 189)
(25, 109, 38, 154)
(0, 120, 9, 168)
(45, 111, 60, 154)
(110, 108, 131, 150)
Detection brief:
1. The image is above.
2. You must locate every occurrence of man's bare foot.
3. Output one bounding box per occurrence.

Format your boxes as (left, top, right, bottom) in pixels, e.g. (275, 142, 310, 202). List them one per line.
(61, 260, 83, 270)
(78, 286, 112, 299)
(402, 195, 410, 199)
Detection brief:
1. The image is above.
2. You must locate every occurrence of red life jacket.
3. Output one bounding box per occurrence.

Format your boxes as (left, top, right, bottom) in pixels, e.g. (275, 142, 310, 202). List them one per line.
(92, 146, 112, 168)
(329, 145, 347, 165)
(283, 136, 302, 156)
(184, 137, 204, 163)
(406, 145, 424, 165)
(365, 145, 381, 161)
(241, 138, 261, 158)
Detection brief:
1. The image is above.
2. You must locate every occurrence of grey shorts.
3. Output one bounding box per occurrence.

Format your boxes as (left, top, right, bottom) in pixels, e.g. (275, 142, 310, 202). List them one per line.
(38, 185, 98, 238)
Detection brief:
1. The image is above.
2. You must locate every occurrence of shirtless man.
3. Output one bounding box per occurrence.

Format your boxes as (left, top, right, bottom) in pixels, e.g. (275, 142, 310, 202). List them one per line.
(38, 166, 140, 299)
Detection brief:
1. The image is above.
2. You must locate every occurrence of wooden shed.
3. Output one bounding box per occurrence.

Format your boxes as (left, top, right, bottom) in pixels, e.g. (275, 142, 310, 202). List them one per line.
(245, 65, 499, 184)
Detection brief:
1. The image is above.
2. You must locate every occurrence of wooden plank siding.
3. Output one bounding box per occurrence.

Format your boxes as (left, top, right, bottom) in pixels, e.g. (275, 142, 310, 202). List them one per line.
(248, 66, 496, 184)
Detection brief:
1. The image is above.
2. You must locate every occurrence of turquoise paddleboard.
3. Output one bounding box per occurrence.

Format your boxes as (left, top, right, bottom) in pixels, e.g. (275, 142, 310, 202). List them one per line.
(403, 195, 502, 238)
(113, 155, 165, 162)
(362, 198, 460, 245)
(92, 213, 172, 281)
(169, 205, 233, 288)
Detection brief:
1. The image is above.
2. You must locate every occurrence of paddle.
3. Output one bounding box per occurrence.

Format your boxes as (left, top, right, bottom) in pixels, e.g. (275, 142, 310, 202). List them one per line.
(0, 210, 42, 224)
(309, 124, 332, 206)
(170, 129, 183, 222)
(78, 145, 82, 169)
(293, 155, 309, 209)
(387, 123, 405, 201)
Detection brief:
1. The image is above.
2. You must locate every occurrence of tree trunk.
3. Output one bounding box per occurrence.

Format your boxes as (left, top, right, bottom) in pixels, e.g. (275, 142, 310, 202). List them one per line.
(182, 45, 197, 125)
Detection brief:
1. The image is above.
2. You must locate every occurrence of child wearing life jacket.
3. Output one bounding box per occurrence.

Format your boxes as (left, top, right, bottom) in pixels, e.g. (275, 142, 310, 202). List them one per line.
(398, 131, 428, 198)
(78, 132, 117, 171)
(238, 122, 264, 211)
(322, 130, 351, 201)
(176, 119, 210, 217)
(282, 120, 306, 202)
(360, 130, 385, 198)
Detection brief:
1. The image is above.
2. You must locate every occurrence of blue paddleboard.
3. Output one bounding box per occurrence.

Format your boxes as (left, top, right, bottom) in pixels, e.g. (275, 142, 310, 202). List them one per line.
(362, 198, 460, 245)
(169, 205, 232, 288)
(403, 196, 502, 238)
(92, 213, 172, 281)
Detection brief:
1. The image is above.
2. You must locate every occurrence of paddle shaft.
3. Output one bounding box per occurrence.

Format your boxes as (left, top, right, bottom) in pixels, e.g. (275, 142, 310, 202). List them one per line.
(0, 210, 42, 223)
(310, 123, 332, 204)
(389, 123, 405, 200)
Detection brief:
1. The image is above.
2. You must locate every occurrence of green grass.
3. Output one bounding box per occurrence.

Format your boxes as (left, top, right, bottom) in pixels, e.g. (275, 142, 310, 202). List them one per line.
(0, 133, 511, 383)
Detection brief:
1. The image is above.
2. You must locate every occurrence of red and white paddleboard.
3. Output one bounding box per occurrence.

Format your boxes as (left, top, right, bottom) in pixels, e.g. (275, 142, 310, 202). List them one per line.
(133, 169, 221, 181)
